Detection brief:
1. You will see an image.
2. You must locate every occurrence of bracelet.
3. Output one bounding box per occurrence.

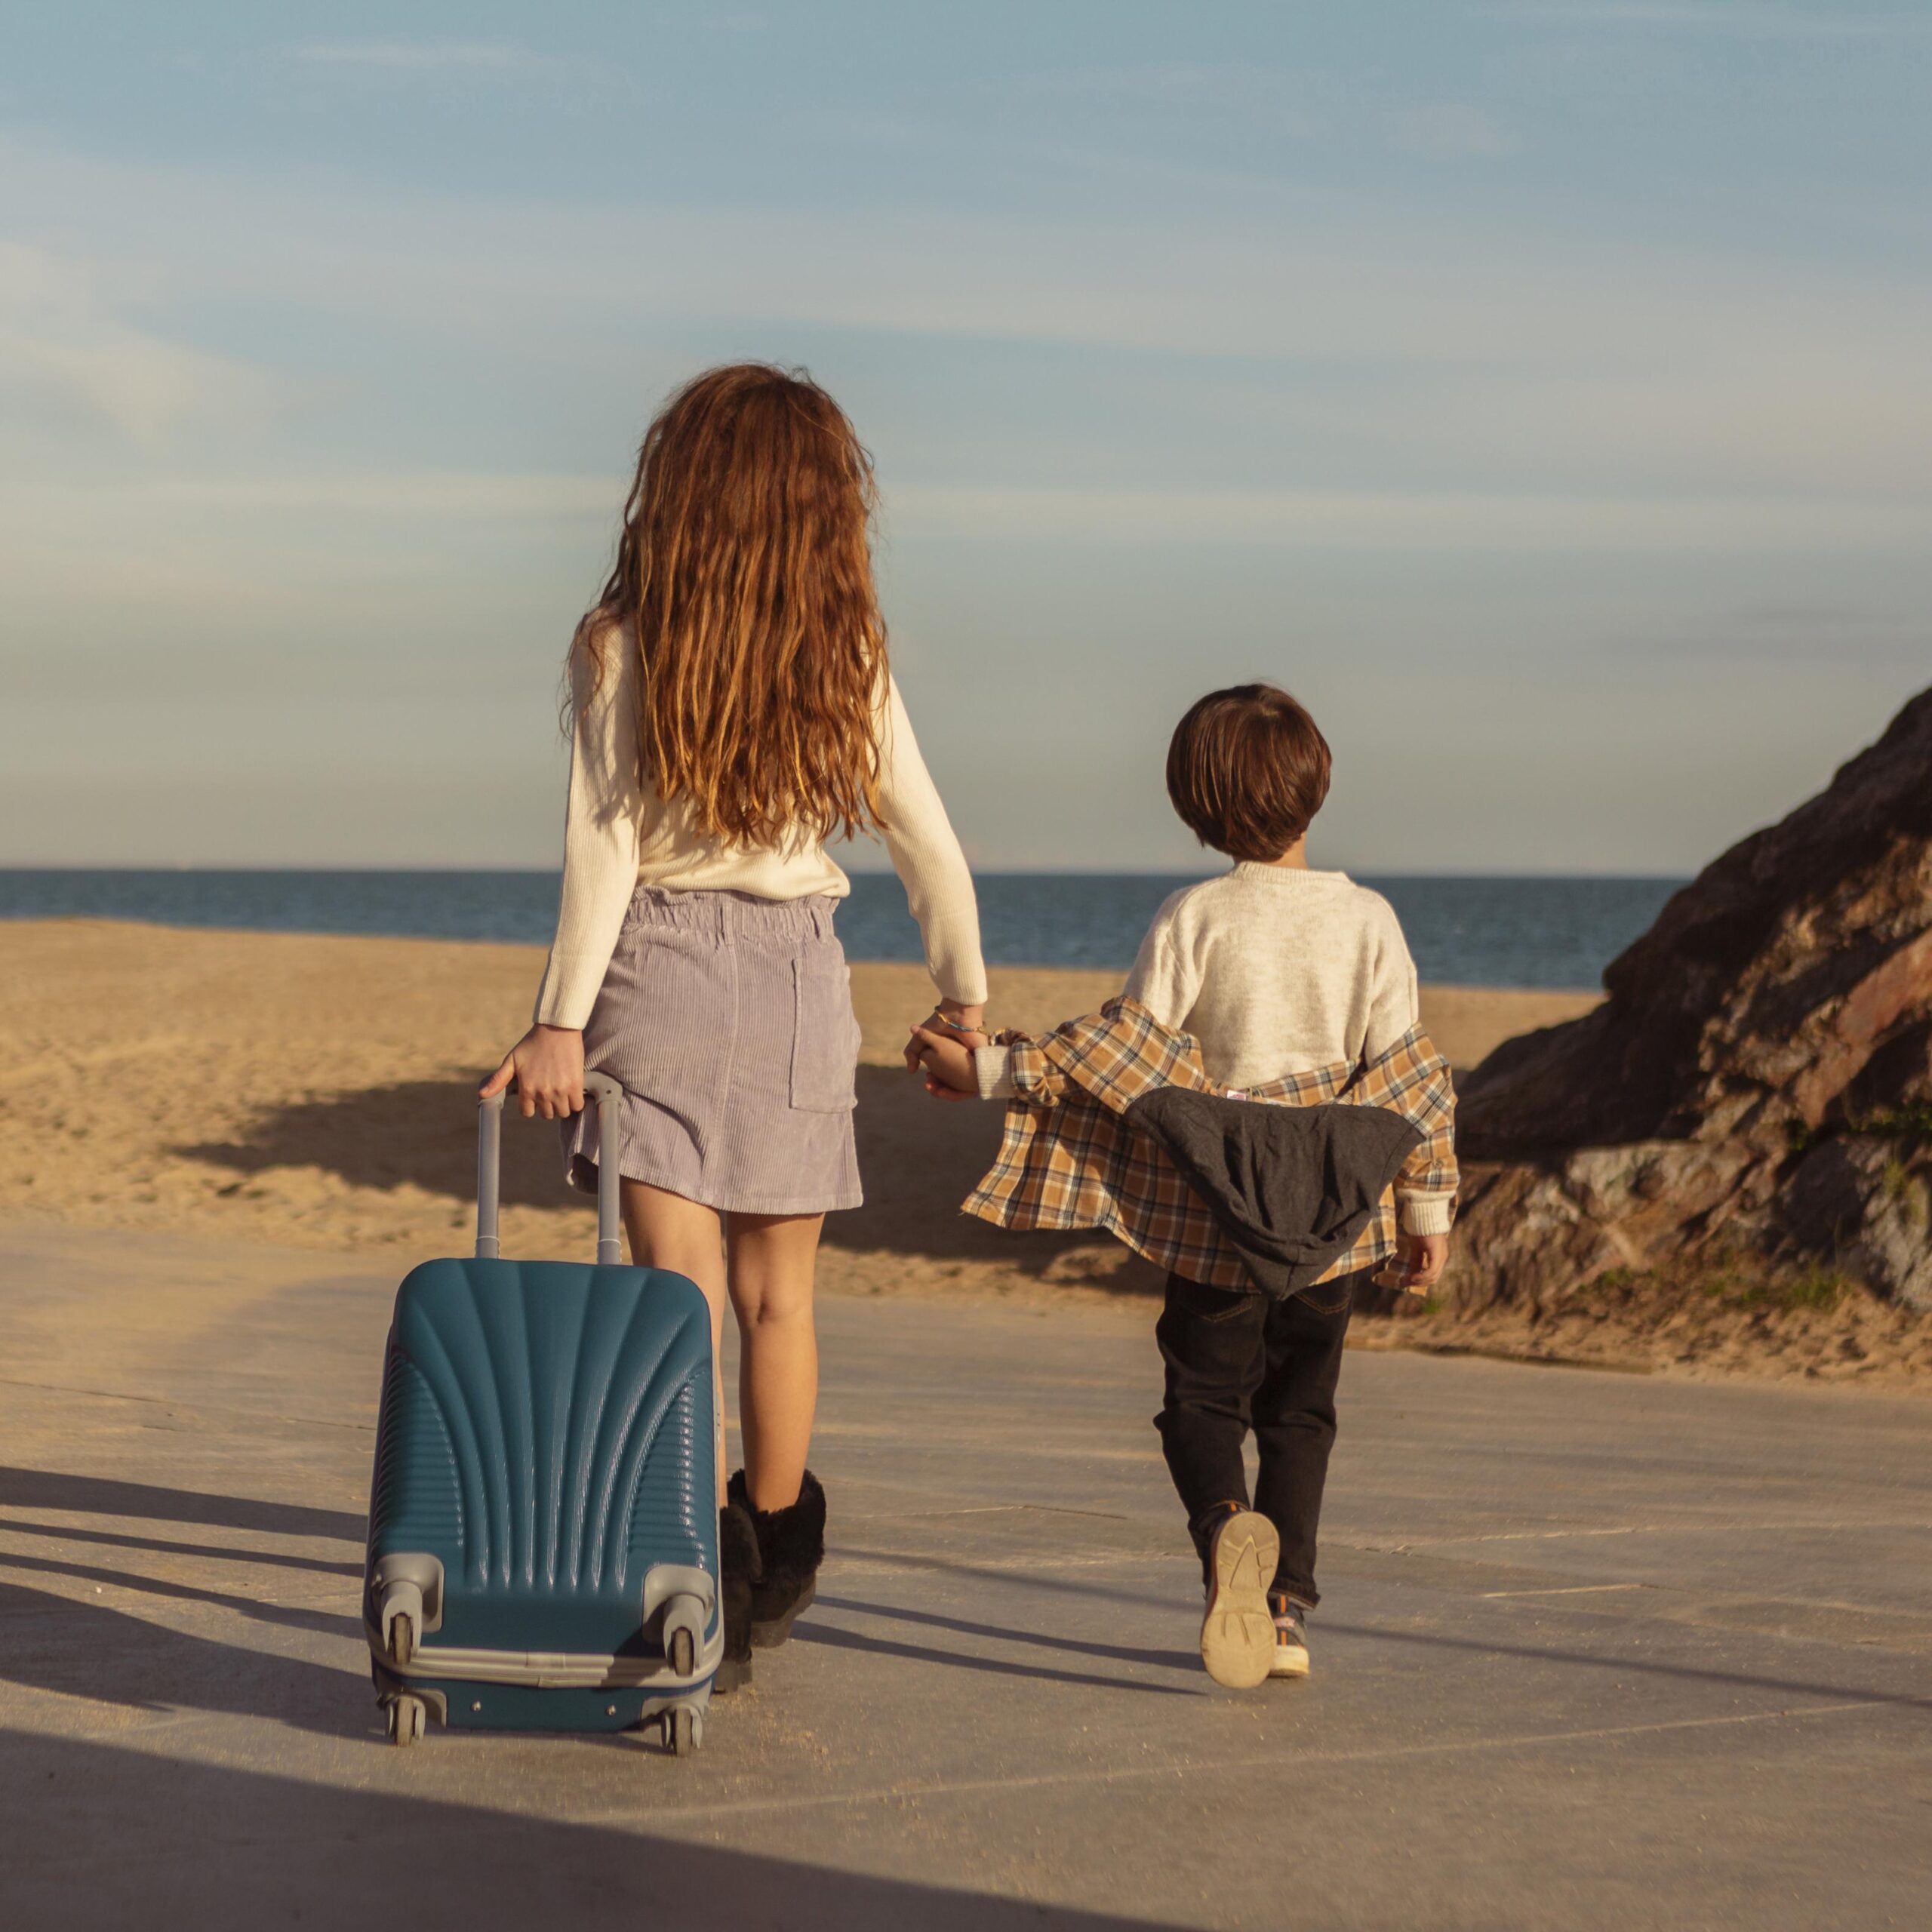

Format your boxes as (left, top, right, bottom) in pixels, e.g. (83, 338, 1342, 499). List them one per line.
(926, 1009, 988, 1038)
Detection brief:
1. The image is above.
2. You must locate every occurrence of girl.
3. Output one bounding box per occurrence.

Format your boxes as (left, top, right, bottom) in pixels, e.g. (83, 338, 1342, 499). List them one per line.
(483, 364, 987, 1690)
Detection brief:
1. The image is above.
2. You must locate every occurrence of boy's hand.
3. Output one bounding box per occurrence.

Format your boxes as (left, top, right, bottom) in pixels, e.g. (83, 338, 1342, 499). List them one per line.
(1393, 1230, 1449, 1294)
(908, 1025, 980, 1101)
(901, 1000, 986, 1074)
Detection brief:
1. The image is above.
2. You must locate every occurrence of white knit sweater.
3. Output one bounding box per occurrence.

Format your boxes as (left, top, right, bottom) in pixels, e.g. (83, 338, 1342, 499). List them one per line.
(977, 863, 1453, 1235)
(533, 627, 988, 1029)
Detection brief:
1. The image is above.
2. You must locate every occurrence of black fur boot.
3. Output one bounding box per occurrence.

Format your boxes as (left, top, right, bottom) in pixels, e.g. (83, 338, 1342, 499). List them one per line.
(729, 1468, 826, 1650)
(715, 1497, 761, 1694)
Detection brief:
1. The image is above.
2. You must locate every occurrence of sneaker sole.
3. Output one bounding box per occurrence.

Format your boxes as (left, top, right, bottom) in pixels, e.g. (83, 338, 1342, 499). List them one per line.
(1269, 1642, 1310, 1680)
(1200, 1511, 1279, 1690)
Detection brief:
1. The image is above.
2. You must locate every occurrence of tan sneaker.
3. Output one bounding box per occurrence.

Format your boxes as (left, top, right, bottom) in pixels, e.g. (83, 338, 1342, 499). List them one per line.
(1269, 1594, 1310, 1679)
(1198, 1509, 1279, 1689)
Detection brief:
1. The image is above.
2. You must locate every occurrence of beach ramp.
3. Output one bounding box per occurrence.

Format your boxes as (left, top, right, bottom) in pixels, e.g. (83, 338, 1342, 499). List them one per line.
(0, 1224, 1927, 1930)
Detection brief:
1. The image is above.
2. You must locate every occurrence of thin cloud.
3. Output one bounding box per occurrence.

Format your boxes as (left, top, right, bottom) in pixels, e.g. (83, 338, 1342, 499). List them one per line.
(886, 483, 1932, 555)
(0, 240, 272, 444)
(1478, 3, 1932, 40)
(10, 471, 1924, 563)
(1386, 104, 1519, 158)
(136, 470, 616, 518)
(1009, 63, 1325, 140)
(292, 42, 538, 73)
(1021, 63, 1266, 105)
(5, 134, 1927, 500)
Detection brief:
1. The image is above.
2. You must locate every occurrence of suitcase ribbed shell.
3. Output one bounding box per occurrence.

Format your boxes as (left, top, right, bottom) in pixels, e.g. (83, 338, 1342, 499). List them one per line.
(367, 1257, 715, 1658)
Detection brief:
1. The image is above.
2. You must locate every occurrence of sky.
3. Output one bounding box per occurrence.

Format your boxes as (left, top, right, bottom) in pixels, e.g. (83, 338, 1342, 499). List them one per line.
(1, 1, 1927, 875)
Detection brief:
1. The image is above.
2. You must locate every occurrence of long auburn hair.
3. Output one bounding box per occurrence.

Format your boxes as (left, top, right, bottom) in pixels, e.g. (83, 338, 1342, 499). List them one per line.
(579, 362, 888, 846)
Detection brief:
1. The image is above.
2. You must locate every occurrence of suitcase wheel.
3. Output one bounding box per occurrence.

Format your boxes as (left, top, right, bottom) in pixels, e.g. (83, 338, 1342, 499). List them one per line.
(385, 1694, 427, 1749)
(663, 1705, 702, 1757)
(388, 1611, 416, 1669)
(668, 1626, 695, 1677)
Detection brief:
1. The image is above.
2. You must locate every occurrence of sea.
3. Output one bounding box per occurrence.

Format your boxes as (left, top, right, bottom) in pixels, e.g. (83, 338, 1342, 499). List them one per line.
(0, 869, 1685, 991)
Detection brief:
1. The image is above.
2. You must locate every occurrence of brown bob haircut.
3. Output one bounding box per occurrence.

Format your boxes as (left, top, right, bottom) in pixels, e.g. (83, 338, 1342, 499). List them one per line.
(1165, 684, 1333, 862)
(581, 361, 888, 848)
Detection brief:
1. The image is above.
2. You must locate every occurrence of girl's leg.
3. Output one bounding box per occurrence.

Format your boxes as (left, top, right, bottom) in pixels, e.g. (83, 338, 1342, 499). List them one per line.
(723, 1211, 823, 1512)
(620, 1179, 729, 1504)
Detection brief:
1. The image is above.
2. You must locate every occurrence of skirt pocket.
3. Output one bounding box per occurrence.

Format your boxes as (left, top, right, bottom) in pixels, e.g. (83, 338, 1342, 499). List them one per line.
(583, 922, 725, 1141)
(789, 949, 859, 1113)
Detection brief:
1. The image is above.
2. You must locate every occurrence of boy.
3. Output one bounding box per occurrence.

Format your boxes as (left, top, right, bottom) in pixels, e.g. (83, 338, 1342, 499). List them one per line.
(913, 684, 1456, 1689)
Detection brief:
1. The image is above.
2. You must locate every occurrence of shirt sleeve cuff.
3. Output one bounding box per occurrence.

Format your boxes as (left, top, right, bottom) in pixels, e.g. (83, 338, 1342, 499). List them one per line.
(974, 1044, 1016, 1100)
(1399, 1196, 1454, 1235)
(533, 964, 595, 1031)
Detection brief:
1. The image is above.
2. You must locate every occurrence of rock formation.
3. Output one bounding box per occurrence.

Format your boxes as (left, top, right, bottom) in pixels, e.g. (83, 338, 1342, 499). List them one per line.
(1447, 686, 1932, 1315)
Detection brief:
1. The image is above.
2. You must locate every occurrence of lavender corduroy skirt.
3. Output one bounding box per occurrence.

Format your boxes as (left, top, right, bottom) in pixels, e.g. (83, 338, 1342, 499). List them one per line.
(563, 886, 864, 1217)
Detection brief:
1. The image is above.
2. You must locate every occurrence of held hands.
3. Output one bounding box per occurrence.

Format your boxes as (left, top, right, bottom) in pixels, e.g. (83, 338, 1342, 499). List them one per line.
(903, 1001, 986, 1102)
(908, 1024, 983, 1100)
(480, 1024, 586, 1120)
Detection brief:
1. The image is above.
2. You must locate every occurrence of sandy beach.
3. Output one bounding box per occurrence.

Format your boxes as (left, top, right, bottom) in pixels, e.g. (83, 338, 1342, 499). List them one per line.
(7, 917, 1927, 1385)
(2, 918, 1587, 1265)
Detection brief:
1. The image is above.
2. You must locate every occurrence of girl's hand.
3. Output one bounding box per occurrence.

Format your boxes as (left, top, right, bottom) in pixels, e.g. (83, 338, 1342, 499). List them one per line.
(481, 1025, 586, 1120)
(901, 998, 987, 1073)
(908, 1025, 979, 1100)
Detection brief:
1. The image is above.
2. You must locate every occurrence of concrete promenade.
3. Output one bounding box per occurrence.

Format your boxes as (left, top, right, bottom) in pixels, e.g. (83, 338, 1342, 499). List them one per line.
(2, 1223, 1927, 1930)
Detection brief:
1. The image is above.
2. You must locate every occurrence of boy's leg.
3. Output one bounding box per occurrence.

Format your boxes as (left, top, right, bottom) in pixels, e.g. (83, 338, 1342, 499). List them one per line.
(1154, 1273, 1279, 1688)
(1153, 1273, 1268, 1561)
(1249, 1272, 1361, 1611)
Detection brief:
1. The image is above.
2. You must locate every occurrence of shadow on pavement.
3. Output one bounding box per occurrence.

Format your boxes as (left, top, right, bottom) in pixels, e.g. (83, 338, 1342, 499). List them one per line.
(0, 1580, 371, 1738)
(0, 1468, 364, 1544)
(173, 1077, 577, 1212)
(1, 1730, 1155, 1931)
(1326, 1618, 1932, 1712)
(818, 1594, 1200, 1675)
(830, 1544, 1183, 1612)
(0, 1552, 358, 1642)
(165, 1069, 1164, 1285)
(0, 1517, 364, 1579)
(795, 1620, 1200, 1697)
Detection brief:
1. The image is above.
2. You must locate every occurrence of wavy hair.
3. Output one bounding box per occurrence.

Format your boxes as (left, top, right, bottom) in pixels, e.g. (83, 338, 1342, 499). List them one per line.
(578, 363, 888, 846)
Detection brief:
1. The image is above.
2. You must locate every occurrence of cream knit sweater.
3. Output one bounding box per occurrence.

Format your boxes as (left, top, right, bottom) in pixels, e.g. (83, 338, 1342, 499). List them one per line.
(533, 629, 987, 1030)
(977, 863, 1453, 1235)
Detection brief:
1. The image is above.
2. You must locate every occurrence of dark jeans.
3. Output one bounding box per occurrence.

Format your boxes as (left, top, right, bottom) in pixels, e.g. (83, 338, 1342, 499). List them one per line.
(1153, 1269, 1360, 1609)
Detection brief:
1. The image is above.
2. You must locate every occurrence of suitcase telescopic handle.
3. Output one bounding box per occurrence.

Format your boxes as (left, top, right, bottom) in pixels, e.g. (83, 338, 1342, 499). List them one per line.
(476, 1071, 623, 1266)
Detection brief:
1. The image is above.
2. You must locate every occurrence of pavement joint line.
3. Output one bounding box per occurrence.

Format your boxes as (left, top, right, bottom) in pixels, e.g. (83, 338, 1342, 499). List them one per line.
(0, 1375, 377, 1432)
(1354, 1520, 1932, 1549)
(871, 1506, 1135, 1523)
(1481, 1584, 1654, 1598)
(5, 1690, 1920, 1832)
(831, 1546, 1171, 1575)
(586, 1694, 1932, 1829)
(0, 1375, 378, 1437)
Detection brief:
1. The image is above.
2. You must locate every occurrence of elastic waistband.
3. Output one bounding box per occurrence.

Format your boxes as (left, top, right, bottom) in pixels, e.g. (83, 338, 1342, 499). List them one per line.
(623, 884, 840, 946)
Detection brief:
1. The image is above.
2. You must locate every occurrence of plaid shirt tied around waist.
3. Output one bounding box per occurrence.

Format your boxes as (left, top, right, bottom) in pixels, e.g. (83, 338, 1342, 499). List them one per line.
(961, 998, 1459, 1293)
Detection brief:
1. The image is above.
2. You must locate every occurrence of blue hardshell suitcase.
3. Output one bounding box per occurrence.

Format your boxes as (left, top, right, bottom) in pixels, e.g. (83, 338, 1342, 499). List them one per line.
(365, 1073, 720, 1754)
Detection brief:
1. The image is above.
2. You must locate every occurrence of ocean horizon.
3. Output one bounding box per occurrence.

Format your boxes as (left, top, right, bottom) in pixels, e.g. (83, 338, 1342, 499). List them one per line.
(0, 868, 1685, 992)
